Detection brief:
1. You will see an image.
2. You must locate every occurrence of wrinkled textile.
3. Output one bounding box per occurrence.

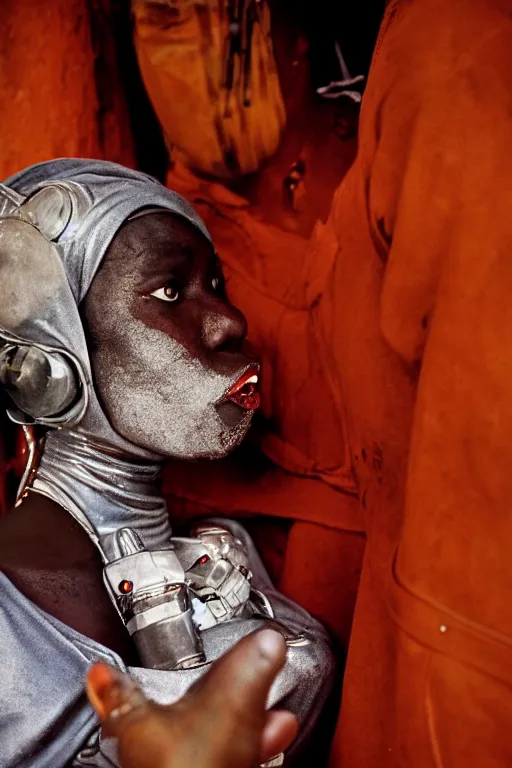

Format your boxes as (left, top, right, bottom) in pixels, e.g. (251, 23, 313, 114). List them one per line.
(132, 0, 286, 178)
(166, 0, 512, 760)
(319, 0, 512, 764)
(0, 572, 121, 767)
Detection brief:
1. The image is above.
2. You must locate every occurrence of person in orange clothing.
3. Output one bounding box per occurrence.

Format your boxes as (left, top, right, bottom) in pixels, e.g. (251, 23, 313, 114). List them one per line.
(313, 0, 512, 764)
(131, 0, 375, 653)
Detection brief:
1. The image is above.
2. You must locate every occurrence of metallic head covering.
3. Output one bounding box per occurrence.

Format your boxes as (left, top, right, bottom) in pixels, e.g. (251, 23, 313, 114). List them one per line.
(0, 158, 211, 453)
(3, 158, 210, 303)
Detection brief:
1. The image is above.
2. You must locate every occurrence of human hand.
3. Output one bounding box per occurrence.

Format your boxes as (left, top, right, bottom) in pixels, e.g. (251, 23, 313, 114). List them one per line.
(86, 629, 298, 768)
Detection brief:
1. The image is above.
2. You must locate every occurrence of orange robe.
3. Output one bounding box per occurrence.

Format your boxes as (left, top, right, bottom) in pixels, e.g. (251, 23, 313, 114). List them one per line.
(322, 0, 512, 763)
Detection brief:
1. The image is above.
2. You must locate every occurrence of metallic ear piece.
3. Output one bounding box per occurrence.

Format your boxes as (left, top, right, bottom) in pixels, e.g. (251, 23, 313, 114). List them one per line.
(0, 183, 74, 240)
(0, 186, 90, 427)
(15, 180, 92, 243)
(0, 343, 79, 421)
(19, 185, 73, 241)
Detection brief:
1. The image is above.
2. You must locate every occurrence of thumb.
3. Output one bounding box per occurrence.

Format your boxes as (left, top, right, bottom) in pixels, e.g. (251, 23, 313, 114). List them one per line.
(192, 629, 287, 715)
(86, 662, 150, 732)
(186, 629, 294, 765)
(86, 664, 174, 768)
(85, 631, 297, 768)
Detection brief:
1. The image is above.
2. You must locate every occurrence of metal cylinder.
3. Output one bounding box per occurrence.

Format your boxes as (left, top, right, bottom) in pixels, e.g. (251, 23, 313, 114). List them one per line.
(128, 584, 205, 670)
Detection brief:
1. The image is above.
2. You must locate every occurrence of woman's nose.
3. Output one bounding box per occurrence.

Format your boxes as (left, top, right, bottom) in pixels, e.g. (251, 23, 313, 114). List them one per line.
(202, 303, 247, 353)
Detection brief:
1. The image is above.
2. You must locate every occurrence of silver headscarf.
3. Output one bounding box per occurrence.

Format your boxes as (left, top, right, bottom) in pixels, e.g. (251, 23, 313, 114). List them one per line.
(0, 158, 210, 446)
(0, 159, 212, 554)
(3, 158, 210, 303)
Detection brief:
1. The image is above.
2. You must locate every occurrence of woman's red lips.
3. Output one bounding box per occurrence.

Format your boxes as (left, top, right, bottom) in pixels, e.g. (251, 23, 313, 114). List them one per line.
(225, 367, 260, 411)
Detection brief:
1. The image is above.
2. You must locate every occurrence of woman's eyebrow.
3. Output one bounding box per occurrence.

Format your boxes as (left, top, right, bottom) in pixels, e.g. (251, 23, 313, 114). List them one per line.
(135, 243, 195, 271)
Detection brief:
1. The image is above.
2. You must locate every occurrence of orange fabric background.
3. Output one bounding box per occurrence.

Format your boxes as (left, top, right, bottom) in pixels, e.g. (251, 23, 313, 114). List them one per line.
(320, 0, 512, 764)
(164, 1, 512, 763)
(0, 0, 134, 180)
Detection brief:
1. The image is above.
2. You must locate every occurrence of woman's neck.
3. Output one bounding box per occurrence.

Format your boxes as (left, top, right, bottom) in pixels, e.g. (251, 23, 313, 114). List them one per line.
(29, 428, 172, 562)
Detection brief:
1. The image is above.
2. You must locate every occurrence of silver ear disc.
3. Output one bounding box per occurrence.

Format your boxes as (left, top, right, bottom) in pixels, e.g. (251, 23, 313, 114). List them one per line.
(0, 344, 78, 419)
(0, 212, 89, 426)
(20, 185, 72, 241)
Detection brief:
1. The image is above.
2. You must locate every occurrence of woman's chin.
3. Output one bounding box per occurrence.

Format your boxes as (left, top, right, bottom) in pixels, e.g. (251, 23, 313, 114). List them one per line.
(113, 406, 253, 462)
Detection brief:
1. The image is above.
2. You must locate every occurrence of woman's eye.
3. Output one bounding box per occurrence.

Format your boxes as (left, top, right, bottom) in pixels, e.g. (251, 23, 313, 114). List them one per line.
(150, 285, 180, 303)
(212, 277, 220, 291)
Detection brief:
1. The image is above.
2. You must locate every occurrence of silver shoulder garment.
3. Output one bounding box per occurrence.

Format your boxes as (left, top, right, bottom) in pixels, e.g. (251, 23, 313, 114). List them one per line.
(0, 522, 335, 768)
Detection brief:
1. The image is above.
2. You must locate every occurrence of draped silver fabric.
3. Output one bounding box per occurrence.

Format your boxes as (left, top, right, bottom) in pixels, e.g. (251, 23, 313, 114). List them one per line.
(0, 521, 334, 768)
(33, 429, 172, 559)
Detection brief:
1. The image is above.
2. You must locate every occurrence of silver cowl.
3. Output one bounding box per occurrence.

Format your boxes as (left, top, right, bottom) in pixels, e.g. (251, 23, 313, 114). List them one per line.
(0, 160, 336, 767)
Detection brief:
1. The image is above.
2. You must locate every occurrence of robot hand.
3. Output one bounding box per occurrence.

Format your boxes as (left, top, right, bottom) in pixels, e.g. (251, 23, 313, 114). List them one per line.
(172, 524, 253, 629)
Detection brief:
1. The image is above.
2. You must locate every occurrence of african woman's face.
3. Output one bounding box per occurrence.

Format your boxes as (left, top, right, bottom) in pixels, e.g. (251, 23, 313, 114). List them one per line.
(82, 212, 259, 459)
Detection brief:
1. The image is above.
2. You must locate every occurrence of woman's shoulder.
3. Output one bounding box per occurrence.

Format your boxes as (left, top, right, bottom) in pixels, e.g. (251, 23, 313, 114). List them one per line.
(0, 494, 137, 663)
